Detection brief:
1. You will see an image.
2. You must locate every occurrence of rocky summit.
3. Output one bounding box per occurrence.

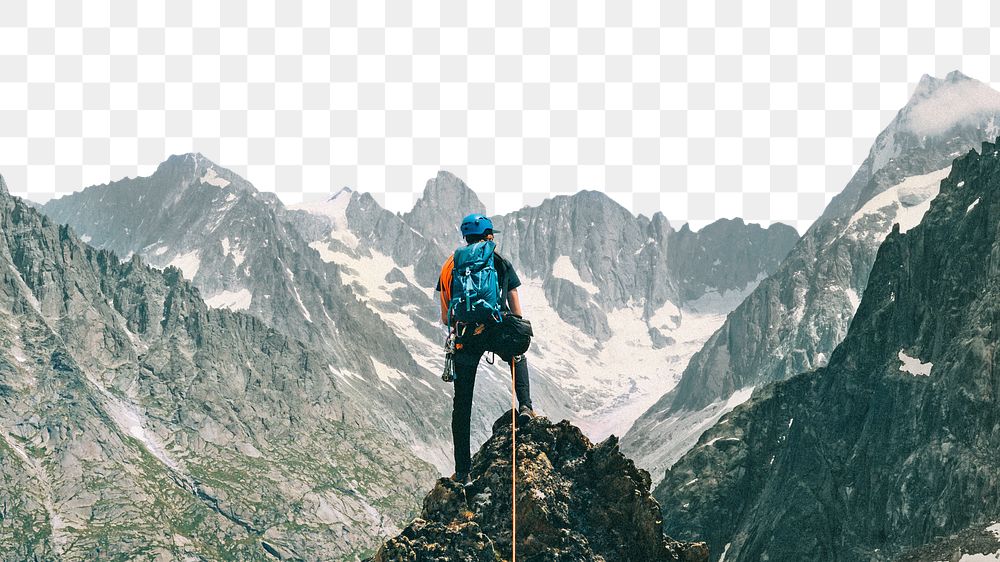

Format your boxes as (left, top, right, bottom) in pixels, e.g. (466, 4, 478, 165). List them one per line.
(370, 414, 708, 562)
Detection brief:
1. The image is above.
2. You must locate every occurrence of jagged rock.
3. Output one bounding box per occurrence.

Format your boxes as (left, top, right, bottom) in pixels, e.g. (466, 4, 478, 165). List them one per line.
(40, 155, 457, 475)
(894, 521, 1000, 561)
(656, 138, 1000, 561)
(0, 178, 437, 560)
(623, 71, 1000, 481)
(372, 415, 708, 562)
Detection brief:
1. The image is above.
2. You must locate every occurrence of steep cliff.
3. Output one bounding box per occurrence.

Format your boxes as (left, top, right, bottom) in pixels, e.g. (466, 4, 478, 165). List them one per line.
(656, 139, 1000, 561)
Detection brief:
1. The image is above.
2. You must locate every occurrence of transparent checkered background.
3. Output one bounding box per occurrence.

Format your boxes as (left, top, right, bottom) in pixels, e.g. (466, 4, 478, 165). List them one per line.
(0, 1, 998, 232)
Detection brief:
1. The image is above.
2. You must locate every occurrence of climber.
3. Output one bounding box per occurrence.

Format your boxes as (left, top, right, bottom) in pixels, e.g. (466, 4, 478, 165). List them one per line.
(436, 213, 536, 486)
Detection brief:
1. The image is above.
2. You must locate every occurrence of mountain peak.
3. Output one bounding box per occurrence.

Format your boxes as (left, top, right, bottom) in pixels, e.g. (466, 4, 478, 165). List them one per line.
(370, 414, 708, 562)
(910, 71, 971, 99)
(150, 153, 255, 195)
(945, 69, 971, 82)
(420, 171, 483, 208)
(0, 173, 8, 197)
(566, 189, 633, 214)
(403, 171, 487, 244)
(898, 71, 1000, 137)
(328, 186, 353, 202)
(156, 152, 212, 171)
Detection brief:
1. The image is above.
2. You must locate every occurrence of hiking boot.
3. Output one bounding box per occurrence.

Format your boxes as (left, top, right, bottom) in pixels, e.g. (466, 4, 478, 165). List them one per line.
(518, 405, 537, 424)
(450, 472, 473, 487)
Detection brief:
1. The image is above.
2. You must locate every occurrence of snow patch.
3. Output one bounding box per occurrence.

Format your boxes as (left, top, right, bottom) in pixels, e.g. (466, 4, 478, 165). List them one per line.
(311, 243, 425, 302)
(648, 300, 681, 331)
(968, 198, 981, 213)
(523, 274, 760, 440)
(845, 287, 861, 314)
(719, 543, 732, 562)
(703, 436, 741, 448)
(168, 250, 201, 280)
(200, 167, 230, 187)
(204, 289, 253, 311)
(0, 432, 31, 463)
(329, 364, 364, 382)
(988, 522, 1000, 539)
(224, 239, 246, 267)
(285, 268, 312, 323)
(11, 347, 27, 364)
(957, 181, 965, 188)
(898, 349, 933, 376)
(371, 358, 404, 390)
(847, 167, 950, 237)
(87, 375, 180, 470)
(551, 256, 599, 295)
(80, 234, 92, 244)
(291, 189, 360, 250)
(152, 245, 169, 256)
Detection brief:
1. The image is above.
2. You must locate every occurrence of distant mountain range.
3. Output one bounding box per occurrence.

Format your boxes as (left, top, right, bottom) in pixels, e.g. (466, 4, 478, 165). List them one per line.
(41, 153, 798, 457)
(21, 144, 795, 558)
(622, 71, 1000, 484)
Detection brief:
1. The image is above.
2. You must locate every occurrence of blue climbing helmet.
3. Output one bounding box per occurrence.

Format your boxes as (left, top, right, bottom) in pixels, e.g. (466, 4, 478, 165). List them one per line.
(459, 213, 500, 237)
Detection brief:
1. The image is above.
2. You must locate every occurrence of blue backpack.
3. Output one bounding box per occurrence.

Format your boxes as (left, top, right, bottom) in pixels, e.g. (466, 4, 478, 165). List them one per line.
(448, 240, 503, 325)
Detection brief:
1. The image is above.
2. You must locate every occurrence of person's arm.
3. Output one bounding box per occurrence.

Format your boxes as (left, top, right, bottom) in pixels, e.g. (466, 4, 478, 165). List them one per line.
(440, 298, 448, 324)
(508, 287, 523, 317)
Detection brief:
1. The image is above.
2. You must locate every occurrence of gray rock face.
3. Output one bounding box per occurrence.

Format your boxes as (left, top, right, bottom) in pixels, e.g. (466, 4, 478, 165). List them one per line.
(290, 170, 796, 444)
(404, 171, 489, 249)
(492, 193, 798, 336)
(0, 182, 439, 560)
(655, 139, 1000, 561)
(622, 71, 1000, 479)
(41, 156, 457, 473)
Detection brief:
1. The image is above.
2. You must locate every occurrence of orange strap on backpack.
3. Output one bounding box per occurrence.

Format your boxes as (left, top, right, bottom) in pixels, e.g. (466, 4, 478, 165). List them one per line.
(439, 254, 455, 313)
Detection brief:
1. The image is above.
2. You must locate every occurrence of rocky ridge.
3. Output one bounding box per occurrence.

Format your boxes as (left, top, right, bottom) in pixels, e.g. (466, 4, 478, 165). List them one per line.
(370, 413, 709, 562)
(0, 176, 437, 560)
(41, 155, 457, 472)
(655, 138, 1000, 561)
(622, 71, 1000, 481)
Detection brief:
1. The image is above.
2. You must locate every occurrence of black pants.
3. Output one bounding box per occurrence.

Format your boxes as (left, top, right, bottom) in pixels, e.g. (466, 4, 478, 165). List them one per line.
(452, 334, 532, 475)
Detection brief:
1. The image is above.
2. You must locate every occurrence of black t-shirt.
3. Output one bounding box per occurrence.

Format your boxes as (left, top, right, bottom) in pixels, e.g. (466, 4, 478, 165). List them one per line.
(437, 253, 521, 313)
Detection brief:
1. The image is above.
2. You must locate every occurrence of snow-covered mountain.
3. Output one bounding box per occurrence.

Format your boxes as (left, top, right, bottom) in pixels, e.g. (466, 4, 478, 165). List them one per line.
(291, 172, 798, 440)
(657, 136, 1000, 561)
(43, 158, 797, 468)
(621, 71, 1000, 482)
